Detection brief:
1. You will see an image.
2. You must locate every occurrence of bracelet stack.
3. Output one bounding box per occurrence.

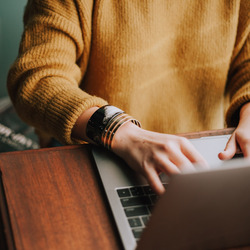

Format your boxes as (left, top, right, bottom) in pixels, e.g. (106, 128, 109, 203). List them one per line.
(86, 105, 141, 150)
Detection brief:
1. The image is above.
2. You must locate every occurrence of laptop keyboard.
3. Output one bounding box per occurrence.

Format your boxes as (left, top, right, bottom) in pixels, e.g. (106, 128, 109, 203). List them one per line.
(116, 184, 167, 240)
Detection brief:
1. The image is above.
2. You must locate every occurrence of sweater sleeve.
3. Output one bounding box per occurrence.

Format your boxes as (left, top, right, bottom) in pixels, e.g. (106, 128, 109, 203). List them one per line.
(225, 0, 250, 127)
(7, 0, 107, 144)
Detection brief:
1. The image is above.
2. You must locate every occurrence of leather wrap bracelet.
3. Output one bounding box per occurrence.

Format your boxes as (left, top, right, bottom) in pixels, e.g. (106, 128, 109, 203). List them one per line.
(86, 105, 141, 150)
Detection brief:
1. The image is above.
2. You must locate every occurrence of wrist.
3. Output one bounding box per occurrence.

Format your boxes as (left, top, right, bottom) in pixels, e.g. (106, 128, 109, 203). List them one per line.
(240, 102, 250, 121)
(81, 105, 141, 149)
(72, 107, 99, 143)
(112, 122, 142, 155)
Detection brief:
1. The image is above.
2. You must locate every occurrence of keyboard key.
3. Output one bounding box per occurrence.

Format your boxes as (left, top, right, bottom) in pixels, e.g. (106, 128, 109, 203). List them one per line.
(128, 217, 142, 228)
(149, 194, 158, 204)
(147, 205, 154, 214)
(142, 216, 150, 226)
(117, 188, 131, 197)
(130, 186, 144, 196)
(132, 228, 144, 239)
(143, 185, 155, 195)
(124, 206, 149, 217)
(121, 196, 151, 207)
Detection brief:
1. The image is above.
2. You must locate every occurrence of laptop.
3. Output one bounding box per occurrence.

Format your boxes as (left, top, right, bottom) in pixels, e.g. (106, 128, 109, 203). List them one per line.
(136, 157, 250, 250)
(91, 134, 250, 250)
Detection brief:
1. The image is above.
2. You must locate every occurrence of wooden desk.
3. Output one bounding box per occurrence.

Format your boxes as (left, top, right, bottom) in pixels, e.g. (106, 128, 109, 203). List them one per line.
(0, 145, 123, 250)
(0, 128, 247, 250)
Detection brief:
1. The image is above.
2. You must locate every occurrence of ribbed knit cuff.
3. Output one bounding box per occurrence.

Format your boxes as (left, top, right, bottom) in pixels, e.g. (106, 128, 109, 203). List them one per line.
(226, 81, 250, 127)
(44, 87, 108, 145)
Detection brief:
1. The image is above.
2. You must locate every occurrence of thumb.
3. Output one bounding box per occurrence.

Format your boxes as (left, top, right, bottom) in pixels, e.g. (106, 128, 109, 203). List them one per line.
(218, 133, 237, 160)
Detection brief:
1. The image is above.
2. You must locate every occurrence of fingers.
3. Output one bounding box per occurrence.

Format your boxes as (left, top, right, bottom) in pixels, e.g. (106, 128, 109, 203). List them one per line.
(120, 131, 210, 195)
(144, 151, 205, 195)
(237, 136, 250, 158)
(224, 102, 250, 158)
(156, 137, 208, 174)
(146, 140, 208, 194)
(165, 138, 208, 172)
(180, 138, 209, 169)
(168, 150, 196, 172)
(242, 144, 250, 158)
(144, 168, 166, 195)
(154, 149, 188, 173)
(218, 133, 237, 160)
(143, 154, 182, 195)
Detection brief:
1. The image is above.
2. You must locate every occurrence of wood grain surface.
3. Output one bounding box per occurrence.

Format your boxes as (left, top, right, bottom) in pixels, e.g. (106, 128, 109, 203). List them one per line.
(0, 145, 122, 250)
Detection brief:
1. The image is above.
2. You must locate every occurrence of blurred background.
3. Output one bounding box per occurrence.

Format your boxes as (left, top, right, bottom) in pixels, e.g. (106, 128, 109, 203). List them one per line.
(0, 1, 39, 152)
(0, 0, 27, 98)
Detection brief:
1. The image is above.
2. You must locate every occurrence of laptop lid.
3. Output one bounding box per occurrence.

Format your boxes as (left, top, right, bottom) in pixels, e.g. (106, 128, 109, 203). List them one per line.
(137, 158, 250, 250)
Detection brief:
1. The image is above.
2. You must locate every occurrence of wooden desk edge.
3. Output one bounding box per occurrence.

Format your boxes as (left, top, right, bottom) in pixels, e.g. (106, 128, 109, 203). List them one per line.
(178, 127, 234, 139)
(0, 172, 15, 250)
(0, 127, 235, 158)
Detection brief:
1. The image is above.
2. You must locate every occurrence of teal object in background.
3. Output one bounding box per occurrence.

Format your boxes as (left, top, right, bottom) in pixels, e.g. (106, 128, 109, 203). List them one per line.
(0, 0, 27, 98)
(0, 1, 39, 153)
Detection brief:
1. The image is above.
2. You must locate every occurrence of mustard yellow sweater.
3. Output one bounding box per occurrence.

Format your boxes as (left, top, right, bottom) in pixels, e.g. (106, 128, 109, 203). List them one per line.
(7, 0, 250, 145)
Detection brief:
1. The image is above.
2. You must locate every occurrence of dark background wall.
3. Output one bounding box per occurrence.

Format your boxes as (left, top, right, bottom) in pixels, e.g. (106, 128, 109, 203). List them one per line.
(0, 0, 27, 98)
(0, 1, 39, 152)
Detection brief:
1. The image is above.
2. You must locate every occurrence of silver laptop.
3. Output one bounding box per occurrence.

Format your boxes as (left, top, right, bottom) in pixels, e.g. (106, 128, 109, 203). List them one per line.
(137, 158, 250, 250)
(92, 134, 249, 250)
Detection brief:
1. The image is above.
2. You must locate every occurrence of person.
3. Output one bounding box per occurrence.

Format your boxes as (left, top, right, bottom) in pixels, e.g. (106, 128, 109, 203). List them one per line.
(7, 0, 250, 194)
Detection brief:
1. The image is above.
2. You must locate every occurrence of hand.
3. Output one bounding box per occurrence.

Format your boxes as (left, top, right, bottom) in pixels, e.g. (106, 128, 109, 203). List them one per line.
(219, 102, 250, 160)
(112, 122, 208, 195)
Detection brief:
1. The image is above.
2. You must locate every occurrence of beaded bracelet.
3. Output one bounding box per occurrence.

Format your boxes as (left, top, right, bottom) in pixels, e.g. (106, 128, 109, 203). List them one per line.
(86, 105, 141, 150)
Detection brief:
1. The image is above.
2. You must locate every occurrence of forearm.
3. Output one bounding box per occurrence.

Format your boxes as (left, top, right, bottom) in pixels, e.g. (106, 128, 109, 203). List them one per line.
(7, 0, 109, 145)
(71, 106, 99, 143)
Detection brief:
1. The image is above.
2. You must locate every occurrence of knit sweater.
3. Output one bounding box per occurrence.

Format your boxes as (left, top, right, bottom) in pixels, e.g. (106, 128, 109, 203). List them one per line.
(7, 0, 250, 145)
